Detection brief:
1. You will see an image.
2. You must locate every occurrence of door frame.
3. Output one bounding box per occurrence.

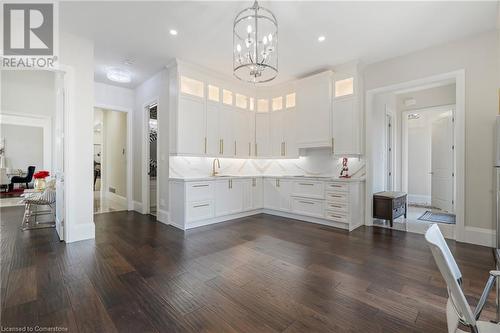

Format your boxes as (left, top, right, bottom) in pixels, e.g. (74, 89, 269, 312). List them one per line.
(365, 70, 465, 241)
(93, 104, 133, 211)
(142, 99, 160, 215)
(401, 104, 456, 209)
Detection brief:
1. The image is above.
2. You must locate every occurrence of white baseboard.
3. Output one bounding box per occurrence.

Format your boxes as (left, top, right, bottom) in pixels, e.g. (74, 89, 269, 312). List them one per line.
(157, 209, 169, 225)
(463, 226, 495, 248)
(105, 191, 127, 206)
(133, 200, 143, 213)
(408, 194, 431, 206)
(67, 222, 95, 243)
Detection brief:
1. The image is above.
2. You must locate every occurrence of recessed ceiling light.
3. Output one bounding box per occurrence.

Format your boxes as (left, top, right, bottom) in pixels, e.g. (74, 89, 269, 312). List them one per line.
(169, 29, 178, 36)
(106, 67, 132, 83)
(318, 36, 326, 42)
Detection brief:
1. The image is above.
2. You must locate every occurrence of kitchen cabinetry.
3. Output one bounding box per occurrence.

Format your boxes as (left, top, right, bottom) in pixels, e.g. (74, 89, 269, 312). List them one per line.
(331, 70, 362, 155)
(296, 71, 333, 149)
(255, 113, 270, 157)
(170, 177, 364, 231)
(215, 178, 243, 216)
(263, 177, 291, 211)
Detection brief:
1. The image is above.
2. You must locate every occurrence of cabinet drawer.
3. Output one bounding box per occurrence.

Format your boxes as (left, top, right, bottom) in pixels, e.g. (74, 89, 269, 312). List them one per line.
(325, 182, 348, 192)
(186, 200, 214, 222)
(291, 198, 324, 218)
(186, 182, 214, 201)
(325, 201, 348, 213)
(325, 210, 348, 224)
(325, 191, 348, 203)
(292, 180, 325, 199)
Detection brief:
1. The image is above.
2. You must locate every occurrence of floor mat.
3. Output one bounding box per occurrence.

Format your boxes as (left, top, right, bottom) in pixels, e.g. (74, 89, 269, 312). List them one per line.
(418, 211, 456, 224)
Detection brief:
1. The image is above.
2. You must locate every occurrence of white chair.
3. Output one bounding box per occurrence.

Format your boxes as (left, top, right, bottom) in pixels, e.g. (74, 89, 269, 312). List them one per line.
(425, 224, 500, 333)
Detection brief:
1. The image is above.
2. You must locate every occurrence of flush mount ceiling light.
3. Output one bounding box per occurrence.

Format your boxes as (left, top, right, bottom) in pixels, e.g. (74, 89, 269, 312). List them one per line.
(318, 35, 326, 42)
(233, 0, 278, 83)
(169, 29, 178, 36)
(408, 113, 420, 120)
(106, 67, 132, 83)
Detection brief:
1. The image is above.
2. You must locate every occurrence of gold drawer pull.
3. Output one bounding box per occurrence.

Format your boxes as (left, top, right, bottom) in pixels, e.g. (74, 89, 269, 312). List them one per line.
(299, 183, 314, 186)
(192, 184, 209, 188)
(299, 201, 315, 205)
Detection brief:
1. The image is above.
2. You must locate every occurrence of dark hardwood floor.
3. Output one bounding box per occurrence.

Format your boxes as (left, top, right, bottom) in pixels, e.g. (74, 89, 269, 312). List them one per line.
(1, 206, 496, 332)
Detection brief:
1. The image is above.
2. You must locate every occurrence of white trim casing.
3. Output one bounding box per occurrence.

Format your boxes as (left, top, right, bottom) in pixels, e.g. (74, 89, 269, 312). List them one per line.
(142, 99, 160, 216)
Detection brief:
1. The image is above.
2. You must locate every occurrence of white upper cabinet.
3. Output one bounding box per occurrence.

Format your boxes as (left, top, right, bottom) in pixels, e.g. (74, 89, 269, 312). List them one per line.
(296, 71, 333, 149)
(331, 68, 362, 155)
(255, 112, 270, 157)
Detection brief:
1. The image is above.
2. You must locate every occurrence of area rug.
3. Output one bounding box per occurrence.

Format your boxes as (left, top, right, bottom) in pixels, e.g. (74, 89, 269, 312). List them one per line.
(418, 211, 456, 224)
(0, 188, 24, 199)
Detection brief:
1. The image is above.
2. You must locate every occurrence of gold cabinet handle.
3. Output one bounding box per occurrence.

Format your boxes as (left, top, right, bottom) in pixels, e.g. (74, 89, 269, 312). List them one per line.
(255, 143, 258, 156)
(219, 139, 222, 154)
(234, 141, 237, 155)
(204, 137, 207, 154)
(221, 139, 224, 154)
(248, 142, 251, 156)
(331, 138, 335, 155)
(284, 142, 286, 156)
(299, 201, 314, 205)
(193, 204, 209, 208)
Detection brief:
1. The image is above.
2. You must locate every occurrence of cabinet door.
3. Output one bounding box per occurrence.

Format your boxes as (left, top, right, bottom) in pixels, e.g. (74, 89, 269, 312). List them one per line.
(177, 96, 206, 155)
(206, 102, 220, 156)
(269, 111, 284, 157)
(242, 179, 253, 211)
(296, 71, 333, 148)
(278, 179, 292, 211)
(332, 97, 359, 155)
(263, 178, 280, 210)
(255, 113, 270, 157)
(235, 110, 251, 158)
(215, 180, 231, 216)
(228, 179, 244, 214)
(283, 109, 298, 158)
(219, 105, 235, 157)
(251, 177, 263, 209)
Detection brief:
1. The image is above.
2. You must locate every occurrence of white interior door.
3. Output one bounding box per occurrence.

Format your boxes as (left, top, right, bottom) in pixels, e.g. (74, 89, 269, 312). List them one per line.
(431, 113, 454, 212)
(54, 72, 66, 240)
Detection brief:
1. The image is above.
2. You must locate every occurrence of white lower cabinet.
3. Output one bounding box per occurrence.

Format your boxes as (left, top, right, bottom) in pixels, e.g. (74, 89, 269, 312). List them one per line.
(170, 177, 364, 231)
(215, 179, 243, 216)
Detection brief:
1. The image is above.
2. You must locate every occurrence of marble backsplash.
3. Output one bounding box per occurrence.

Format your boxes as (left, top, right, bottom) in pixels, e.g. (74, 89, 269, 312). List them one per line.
(169, 148, 365, 179)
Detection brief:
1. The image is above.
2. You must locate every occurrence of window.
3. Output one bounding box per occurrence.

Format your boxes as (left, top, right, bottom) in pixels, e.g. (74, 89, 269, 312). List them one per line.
(249, 97, 255, 111)
(180, 76, 204, 98)
(285, 93, 296, 108)
(335, 77, 354, 98)
(272, 97, 283, 111)
(235, 94, 248, 109)
(257, 99, 269, 112)
(208, 85, 220, 102)
(223, 89, 233, 105)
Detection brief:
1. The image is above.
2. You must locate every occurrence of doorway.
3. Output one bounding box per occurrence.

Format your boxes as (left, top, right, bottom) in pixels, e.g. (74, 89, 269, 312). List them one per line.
(146, 103, 158, 216)
(93, 108, 128, 214)
(366, 71, 465, 240)
(402, 106, 456, 229)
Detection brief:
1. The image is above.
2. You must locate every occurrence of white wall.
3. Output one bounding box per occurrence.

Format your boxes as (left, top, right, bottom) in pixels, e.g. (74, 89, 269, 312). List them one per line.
(1, 71, 56, 116)
(0, 124, 43, 172)
(94, 82, 134, 112)
(134, 69, 169, 219)
(102, 109, 127, 197)
(364, 30, 498, 231)
(59, 32, 95, 242)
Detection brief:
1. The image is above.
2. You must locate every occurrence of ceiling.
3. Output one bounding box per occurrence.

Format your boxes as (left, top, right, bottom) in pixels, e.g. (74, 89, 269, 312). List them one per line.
(60, 1, 497, 89)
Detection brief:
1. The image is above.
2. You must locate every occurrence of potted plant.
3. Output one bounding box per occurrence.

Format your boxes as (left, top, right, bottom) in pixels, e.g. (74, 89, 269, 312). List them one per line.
(33, 170, 50, 191)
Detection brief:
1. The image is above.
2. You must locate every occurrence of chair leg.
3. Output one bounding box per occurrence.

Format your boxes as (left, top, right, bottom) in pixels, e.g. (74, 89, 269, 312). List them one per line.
(21, 203, 30, 230)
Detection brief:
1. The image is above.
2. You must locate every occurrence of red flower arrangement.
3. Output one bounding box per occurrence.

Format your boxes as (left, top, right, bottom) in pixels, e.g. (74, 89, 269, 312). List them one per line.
(33, 171, 50, 179)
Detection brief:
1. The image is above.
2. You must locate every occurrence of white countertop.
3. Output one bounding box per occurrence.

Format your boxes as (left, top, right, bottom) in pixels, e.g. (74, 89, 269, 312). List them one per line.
(169, 175, 365, 182)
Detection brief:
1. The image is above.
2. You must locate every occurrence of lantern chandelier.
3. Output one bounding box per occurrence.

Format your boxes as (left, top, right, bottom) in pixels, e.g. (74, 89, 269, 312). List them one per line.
(233, 1, 278, 83)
